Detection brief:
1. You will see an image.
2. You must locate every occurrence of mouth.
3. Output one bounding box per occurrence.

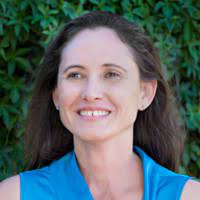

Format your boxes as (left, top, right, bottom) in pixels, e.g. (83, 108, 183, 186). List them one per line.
(76, 110, 112, 121)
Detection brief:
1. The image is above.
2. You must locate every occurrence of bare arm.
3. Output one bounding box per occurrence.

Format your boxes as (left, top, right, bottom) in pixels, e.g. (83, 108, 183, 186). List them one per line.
(0, 175, 20, 200)
(181, 179, 200, 200)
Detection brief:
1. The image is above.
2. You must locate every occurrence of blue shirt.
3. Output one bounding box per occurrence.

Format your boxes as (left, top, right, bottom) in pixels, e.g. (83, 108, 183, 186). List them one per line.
(19, 146, 191, 200)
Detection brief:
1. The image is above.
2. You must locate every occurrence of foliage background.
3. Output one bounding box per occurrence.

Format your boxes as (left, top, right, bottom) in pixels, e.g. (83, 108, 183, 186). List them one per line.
(0, 0, 199, 180)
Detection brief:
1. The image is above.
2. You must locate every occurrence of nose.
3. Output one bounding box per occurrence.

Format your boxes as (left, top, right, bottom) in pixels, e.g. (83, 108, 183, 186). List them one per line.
(80, 78, 103, 102)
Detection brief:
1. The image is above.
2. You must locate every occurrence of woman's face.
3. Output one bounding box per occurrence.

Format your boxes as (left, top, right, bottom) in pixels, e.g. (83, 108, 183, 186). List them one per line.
(53, 27, 155, 142)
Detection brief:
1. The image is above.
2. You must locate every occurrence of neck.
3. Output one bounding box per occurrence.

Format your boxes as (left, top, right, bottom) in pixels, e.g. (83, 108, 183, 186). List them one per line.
(73, 129, 143, 196)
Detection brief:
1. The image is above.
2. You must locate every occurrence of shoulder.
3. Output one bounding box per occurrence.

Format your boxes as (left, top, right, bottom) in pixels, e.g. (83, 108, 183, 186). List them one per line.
(181, 179, 200, 200)
(19, 164, 59, 190)
(136, 147, 200, 199)
(0, 175, 20, 200)
(151, 160, 193, 198)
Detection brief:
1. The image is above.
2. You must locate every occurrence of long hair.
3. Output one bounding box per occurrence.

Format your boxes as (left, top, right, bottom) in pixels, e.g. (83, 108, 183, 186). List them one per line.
(25, 11, 185, 171)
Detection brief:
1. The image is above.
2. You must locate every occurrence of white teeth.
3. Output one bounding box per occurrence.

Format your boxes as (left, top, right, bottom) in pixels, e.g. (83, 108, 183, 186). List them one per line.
(79, 110, 110, 116)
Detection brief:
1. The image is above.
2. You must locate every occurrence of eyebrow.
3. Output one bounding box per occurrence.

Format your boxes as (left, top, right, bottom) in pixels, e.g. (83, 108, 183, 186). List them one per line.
(62, 63, 128, 73)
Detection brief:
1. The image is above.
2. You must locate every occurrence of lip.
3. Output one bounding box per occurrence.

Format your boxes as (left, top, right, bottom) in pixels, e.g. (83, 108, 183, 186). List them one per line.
(77, 112, 111, 121)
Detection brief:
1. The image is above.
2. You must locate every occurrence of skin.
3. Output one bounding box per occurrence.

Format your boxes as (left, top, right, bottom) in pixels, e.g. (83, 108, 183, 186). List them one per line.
(0, 27, 199, 200)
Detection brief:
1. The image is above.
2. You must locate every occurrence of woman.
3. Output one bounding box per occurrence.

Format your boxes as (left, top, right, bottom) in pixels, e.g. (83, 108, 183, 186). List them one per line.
(0, 11, 199, 200)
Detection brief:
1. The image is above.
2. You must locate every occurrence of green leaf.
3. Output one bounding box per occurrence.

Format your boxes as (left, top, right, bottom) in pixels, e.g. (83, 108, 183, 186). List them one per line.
(154, 1, 164, 12)
(89, 0, 99, 5)
(133, 7, 143, 18)
(22, 22, 29, 32)
(142, 4, 150, 17)
(14, 24, 21, 36)
(8, 60, 16, 76)
(15, 48, 31, 56)
(188, 44, 198, 63)
(0, 23, 3, 35)
(0, 49, 6, 61)
(184, 19, 191, 43)
(6, 105, 19, 114)
(49, 9, 59, 15)
(14, 57, 32, 73)
(16, 128, 25, 138)
(7, 19, 17, 26)
(162, 5, 172, 19)
(1, 109, 10, 128)
(38, 4, 46, 15)
(0, 1, 6, 12)
(0, 37, 9, 48)
(10, 88, 20, 103)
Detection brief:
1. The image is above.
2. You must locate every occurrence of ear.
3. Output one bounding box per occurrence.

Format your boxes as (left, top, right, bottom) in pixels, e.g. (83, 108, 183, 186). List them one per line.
(52, 87, 59, 110)
(138, 80, 157, 111)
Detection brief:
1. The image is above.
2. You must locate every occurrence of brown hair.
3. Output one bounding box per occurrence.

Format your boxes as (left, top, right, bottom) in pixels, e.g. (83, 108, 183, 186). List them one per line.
(25, 11, 185, 171)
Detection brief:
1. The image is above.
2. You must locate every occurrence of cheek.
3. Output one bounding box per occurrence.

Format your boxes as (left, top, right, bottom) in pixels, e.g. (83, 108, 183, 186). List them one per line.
(58, 83, 79, 108)
(114, 84, 140, 121)
(111, 82, 140, 106)
(57, 83, 80, 131)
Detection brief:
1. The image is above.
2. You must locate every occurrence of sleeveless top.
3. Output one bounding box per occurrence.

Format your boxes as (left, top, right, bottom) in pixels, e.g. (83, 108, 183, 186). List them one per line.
(19, 146, 191, 200)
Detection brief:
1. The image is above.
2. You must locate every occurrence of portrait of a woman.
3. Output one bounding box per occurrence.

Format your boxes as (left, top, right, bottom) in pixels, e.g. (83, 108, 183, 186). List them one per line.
(0, 11, 199, 200)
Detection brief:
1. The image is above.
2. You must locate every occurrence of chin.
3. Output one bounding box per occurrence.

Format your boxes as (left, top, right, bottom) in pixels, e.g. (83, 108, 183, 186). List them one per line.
(74, 131, 114, 143)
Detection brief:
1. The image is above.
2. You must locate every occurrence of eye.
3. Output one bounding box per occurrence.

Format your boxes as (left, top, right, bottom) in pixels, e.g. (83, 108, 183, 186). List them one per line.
(67, 72, 82, 79)
(105, 72, 120, 79)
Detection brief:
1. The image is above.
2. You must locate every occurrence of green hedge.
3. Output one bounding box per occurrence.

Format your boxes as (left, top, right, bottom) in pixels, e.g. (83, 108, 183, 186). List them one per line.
(0, 0, 199, 180)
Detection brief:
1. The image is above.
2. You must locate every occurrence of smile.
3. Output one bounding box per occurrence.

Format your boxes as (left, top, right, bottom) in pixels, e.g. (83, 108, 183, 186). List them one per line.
(77, 110, 112, 121)
(79, 110, 110, 116)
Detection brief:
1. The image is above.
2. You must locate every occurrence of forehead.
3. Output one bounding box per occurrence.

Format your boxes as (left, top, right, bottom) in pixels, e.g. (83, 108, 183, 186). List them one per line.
(60, 27, 136, 68)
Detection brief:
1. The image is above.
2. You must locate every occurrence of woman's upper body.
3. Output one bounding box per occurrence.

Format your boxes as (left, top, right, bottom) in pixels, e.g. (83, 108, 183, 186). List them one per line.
(0, 146, 200, 200)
